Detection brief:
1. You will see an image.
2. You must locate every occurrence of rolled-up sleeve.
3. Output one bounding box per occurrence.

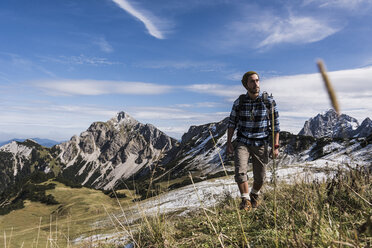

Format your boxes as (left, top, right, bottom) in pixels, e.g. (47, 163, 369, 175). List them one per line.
(228, 98, 239, 129)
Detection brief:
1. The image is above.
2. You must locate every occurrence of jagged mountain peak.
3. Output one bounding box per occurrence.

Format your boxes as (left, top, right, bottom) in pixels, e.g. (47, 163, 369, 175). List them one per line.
(181, 117, 229, 144)
(56, 111, 178, 190)
(361, 117, 371, 124)
(299, 109, 365, 138)
(355, 117, 372, 138)
(109, 111, 139, 127)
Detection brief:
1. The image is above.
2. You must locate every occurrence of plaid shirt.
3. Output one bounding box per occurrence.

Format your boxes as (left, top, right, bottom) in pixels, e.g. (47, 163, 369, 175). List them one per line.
(228, 92, 280, 146)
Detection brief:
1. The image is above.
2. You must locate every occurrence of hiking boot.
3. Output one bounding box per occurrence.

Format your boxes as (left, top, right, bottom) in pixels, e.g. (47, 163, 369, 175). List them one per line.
(239, 198, 252, 211)
(250, 193, 260, 208)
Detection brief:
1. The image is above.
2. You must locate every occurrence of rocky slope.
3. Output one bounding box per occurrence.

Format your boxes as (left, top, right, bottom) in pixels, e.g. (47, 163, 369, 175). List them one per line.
(0, 139, 61, 193)
(354, 117, 372, 137)
(153, 117, 232, 181)
(56, 112, 178, 190)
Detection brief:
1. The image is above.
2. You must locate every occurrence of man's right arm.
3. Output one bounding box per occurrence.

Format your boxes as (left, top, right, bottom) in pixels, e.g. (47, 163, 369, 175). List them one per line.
(227, 97, 239, 154)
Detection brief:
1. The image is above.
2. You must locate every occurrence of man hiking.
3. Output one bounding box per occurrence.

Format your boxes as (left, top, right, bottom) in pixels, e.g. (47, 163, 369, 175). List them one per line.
(227, 71, 280, 211)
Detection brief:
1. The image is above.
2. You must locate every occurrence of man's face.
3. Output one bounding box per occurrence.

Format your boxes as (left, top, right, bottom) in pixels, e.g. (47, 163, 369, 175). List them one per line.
(247, 74, 260, 95)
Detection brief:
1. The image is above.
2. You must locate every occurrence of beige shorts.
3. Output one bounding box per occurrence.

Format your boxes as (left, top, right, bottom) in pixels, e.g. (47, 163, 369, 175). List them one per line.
(234, 142, 268, 184)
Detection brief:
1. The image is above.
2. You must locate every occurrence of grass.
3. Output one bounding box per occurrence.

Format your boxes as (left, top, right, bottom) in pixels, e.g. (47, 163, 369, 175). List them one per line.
(130, 167, 372, 247)
(0, 180, 137, 247)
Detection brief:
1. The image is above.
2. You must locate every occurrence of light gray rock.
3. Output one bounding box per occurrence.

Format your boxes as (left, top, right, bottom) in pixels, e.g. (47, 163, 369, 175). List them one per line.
(354, 117, 372, 138)
(56, 111, 178, 190)
(298, 109, 359, 138)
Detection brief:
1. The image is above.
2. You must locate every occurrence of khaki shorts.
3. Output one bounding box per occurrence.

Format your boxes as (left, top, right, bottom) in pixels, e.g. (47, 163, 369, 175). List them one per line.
(234, 142, 268, 184)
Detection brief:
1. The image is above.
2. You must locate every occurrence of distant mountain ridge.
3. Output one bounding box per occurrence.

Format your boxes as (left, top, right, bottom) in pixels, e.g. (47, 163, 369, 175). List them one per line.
(298, 109, 372, 138)
(0, 138, 60, 148)
(0, 110, 371, 199)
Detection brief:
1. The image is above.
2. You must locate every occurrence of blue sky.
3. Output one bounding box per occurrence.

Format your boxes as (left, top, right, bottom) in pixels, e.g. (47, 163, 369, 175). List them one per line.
(1, 0, 372, 141)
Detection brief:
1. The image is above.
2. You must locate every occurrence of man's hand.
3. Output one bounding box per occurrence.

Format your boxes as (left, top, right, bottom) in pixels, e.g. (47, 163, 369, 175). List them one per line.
(272, 148, 279, 158)
(227, 142, 234, 155)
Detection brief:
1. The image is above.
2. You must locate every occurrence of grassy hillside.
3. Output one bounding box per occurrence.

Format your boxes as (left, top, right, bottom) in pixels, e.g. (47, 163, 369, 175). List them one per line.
(0, 180, 137, 247)
(0, 165, 370, 247)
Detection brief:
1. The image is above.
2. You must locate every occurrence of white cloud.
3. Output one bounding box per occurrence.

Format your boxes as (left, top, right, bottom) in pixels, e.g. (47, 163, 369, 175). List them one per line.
(174, 102, 220, 108)
(256, 15, 341, 48)
(304, 0, 372, 10)
(126, 106, 229, 138)
(112, 0, 165, 39)
(185, 84, 243, 100)
(35, 79, 173, 96)
(226, 72, 244, 81)
(137, 60, 226, 72)
(0, 104, 117, 141)
(219, 5, 342, 50)
(0, 103, 230, 141)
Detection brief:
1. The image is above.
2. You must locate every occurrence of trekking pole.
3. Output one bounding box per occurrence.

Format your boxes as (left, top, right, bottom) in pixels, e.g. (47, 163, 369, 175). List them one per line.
(271, 104, 279, 248)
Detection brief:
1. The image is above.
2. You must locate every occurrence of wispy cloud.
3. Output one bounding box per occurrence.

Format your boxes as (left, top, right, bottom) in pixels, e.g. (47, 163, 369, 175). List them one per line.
(0, 52, 56, 77)
(303, 0, 372, 10)
(137, 60, 226, 72)
(127, 106, 229, 138)
(256, 15, 341, 48)
(39, 54, 121, 66)
(0, 101, 229, 140)
(0, 103, 118, 140)
(112, 0, 165, 39)
(217, 4, 342, 50)
(174, 102, 221, 108)
(93, 36, 113, 53)
(185, 83, 242, 100)
(0, 72, 11, 82)
(35, 79, 173, 96)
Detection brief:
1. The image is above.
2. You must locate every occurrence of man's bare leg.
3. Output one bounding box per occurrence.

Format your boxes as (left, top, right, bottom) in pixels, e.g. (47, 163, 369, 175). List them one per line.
(238, 181, 251, 210)
(238, 181, 249, 195)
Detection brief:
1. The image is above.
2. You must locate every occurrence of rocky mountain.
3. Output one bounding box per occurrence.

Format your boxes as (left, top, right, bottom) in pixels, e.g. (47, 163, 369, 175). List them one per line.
(56, 112, 178, 190)
(1, 110, 371, 199)
(298, 109, 372, 138)
(0, 140, 61, 193)
(354, 117, 372, 137)
(153, 117, 232, 182)
(298, 109, 360, 138)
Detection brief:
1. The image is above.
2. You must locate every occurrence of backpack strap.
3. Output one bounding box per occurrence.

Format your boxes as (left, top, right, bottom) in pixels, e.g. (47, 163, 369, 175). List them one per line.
(261, 91, 273, 121)
(238, 94, 245, 115)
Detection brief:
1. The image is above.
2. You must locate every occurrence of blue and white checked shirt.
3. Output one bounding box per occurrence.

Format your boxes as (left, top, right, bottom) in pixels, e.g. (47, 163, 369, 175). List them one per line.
(228, 92, 280, 146)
